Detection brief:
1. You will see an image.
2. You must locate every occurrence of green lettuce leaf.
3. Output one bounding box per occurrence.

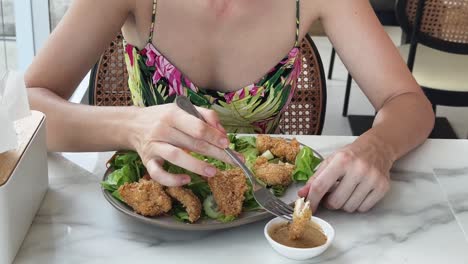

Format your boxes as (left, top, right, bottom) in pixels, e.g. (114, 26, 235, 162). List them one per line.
(292, 146, 322, 182)
(187, 174, 211, 200)
(101, 152, 145, 193)
(101, 164, 139, 192)
(243, 183, 261, 211)
(163, 161, 211, 200)
(191, 153, 233, 171)
(228, 134, 259, 168)
(110, 152, 145, 177)
(271, 185, 287, 197)
(172, 203, 191, 222)
(235, 136, 256, 151)
(227, 134, 237, 144)
(111, 189, 124, 202)
(217, 215, 236, 223)
(242, 148, 260, 169)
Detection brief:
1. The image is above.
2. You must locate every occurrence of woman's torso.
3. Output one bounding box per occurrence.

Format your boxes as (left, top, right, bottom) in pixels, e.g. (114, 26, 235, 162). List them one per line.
(121, 0, 319, 133)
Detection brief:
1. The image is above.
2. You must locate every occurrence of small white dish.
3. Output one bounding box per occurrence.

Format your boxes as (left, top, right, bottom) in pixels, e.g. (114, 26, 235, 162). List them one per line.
(264, 216, 335, 261)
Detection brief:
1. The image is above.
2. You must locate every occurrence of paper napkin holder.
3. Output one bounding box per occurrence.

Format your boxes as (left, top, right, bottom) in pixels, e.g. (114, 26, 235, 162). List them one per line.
(0, 111, 48, 264)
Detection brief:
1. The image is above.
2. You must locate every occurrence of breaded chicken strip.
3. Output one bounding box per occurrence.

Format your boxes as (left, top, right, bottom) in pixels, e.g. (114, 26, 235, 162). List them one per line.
(119, 179, 172, 217)
(256, 135, 300, 162)
(257, 134, 275, 153)
(289, 198, 313, 240)
(254, 157, 295, 186)
(166, 187, 202, 223)
(207, 168, 248, 217)
(272, 138, 300, 163)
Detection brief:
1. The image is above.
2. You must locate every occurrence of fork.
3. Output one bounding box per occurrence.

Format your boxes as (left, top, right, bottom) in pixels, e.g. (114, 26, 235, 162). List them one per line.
(175, 96, 294, 221)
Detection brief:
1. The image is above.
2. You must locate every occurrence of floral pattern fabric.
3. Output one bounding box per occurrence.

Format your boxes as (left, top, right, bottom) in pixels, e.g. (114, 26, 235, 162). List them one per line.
(124, 0, 302, 134)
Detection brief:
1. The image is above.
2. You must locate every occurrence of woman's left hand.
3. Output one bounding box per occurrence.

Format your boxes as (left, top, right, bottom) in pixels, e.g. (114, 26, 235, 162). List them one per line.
(298, 136, 395, 213)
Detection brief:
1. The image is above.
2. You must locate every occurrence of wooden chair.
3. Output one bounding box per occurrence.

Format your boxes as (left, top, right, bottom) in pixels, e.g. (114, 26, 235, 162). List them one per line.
(336, 0, 467, 138)
(89, 34, 327, 135)
(396, 0, 468, 110)
(341, 0, 468, 116)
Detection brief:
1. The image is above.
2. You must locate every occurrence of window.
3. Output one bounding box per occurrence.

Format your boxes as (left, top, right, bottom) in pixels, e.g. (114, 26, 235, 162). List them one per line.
(49, 0, 72, 30)
(0, 0, 17, 73)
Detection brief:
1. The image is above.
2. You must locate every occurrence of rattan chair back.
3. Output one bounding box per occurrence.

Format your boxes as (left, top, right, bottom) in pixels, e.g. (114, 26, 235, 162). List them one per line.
(89, 33, 326, 135)
(397, 0, 468, 54)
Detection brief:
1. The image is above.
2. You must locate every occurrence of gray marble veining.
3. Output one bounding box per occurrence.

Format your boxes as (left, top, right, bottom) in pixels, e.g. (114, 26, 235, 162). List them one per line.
(434, 167, 468, 241)
(13, 137, 468, 263)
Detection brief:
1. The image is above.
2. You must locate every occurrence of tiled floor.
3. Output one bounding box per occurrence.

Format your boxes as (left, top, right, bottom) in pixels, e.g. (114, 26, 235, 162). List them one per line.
(1, 26, 467, 138)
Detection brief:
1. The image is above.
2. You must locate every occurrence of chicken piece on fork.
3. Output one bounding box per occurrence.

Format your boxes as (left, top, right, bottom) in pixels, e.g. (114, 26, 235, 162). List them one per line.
(288, 198, 313, 240)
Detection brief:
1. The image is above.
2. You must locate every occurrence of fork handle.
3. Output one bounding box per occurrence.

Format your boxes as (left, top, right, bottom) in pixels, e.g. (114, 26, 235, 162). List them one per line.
(175, 96, 207, 122)
(175, 96, 258, 186)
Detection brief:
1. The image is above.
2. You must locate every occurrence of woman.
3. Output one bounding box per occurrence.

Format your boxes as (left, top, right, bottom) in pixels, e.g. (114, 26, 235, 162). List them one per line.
(25, 0, 434, 213)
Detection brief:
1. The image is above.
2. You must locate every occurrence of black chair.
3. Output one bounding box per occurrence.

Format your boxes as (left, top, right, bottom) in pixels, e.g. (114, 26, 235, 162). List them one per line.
(343, 0, 468, 139)
(396, 0, 468, 111)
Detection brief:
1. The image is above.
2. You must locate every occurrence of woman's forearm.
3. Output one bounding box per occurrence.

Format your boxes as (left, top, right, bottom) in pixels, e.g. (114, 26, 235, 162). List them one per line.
(358, 92, 435, 162)
(28, 87, 138, 152)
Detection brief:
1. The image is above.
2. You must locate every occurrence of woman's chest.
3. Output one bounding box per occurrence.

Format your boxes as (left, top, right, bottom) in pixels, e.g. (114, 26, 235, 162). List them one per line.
(129, 0, 319, 92)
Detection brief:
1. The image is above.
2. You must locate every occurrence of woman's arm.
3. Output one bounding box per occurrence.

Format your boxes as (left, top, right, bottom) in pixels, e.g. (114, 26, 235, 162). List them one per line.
(26, 0, 233, 186)
(26, 0, 135, 151)
(299, 0, 435, 212)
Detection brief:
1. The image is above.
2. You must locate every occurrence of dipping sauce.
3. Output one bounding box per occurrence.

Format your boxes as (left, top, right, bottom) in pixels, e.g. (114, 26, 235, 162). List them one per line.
(269, 222, 327, 248)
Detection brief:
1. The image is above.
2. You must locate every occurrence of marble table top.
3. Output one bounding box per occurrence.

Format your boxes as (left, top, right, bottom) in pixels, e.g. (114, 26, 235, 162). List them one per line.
(434, 167, 468, 238)
(13, 136, 468, 264)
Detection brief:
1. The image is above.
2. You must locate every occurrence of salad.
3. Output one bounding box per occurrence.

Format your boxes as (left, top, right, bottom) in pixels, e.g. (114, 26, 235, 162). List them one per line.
(101, 134, 321, 223)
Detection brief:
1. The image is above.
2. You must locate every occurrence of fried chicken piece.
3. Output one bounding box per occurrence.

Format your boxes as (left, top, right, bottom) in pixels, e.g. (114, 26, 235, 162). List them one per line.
(271, 138, 300, 163)
(118, 179, 172, 217)
(207, 168, 248, 217)
(289, 198, 313, 240)
(256, 135, 300, 162)
(257, 134, 275, 153)
(166, 187, 202, 223)
(253, 157, 295, 186)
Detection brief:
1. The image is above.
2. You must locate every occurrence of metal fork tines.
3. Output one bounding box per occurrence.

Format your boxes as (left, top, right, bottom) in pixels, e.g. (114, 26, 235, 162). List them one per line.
(225, 143, 294, 221)
(254, 188, 294, 221)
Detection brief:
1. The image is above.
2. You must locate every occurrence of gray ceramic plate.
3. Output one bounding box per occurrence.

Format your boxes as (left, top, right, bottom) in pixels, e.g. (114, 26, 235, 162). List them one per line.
(101, 140, 323, 231)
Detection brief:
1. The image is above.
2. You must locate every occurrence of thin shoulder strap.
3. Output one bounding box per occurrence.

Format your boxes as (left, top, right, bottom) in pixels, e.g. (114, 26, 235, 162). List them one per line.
(148, 0, 158, 43)
(294, 0, 301, 47)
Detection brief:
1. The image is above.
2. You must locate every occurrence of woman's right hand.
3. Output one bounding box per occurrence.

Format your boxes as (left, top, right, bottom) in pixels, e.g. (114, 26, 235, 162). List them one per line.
(127, 103, 238, 186)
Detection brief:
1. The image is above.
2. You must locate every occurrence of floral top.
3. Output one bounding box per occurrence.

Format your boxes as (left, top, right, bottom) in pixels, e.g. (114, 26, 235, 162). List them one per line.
(124, 0, 302, 134)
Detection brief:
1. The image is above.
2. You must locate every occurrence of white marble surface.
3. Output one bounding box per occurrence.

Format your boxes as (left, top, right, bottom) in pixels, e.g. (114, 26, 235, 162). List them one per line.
(14, 136, 468, 263)
(433, 167, 468, 239)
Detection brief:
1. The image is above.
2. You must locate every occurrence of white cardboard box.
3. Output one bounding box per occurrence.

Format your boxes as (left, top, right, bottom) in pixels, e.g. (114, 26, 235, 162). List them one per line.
(0, 111, 48, 264)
